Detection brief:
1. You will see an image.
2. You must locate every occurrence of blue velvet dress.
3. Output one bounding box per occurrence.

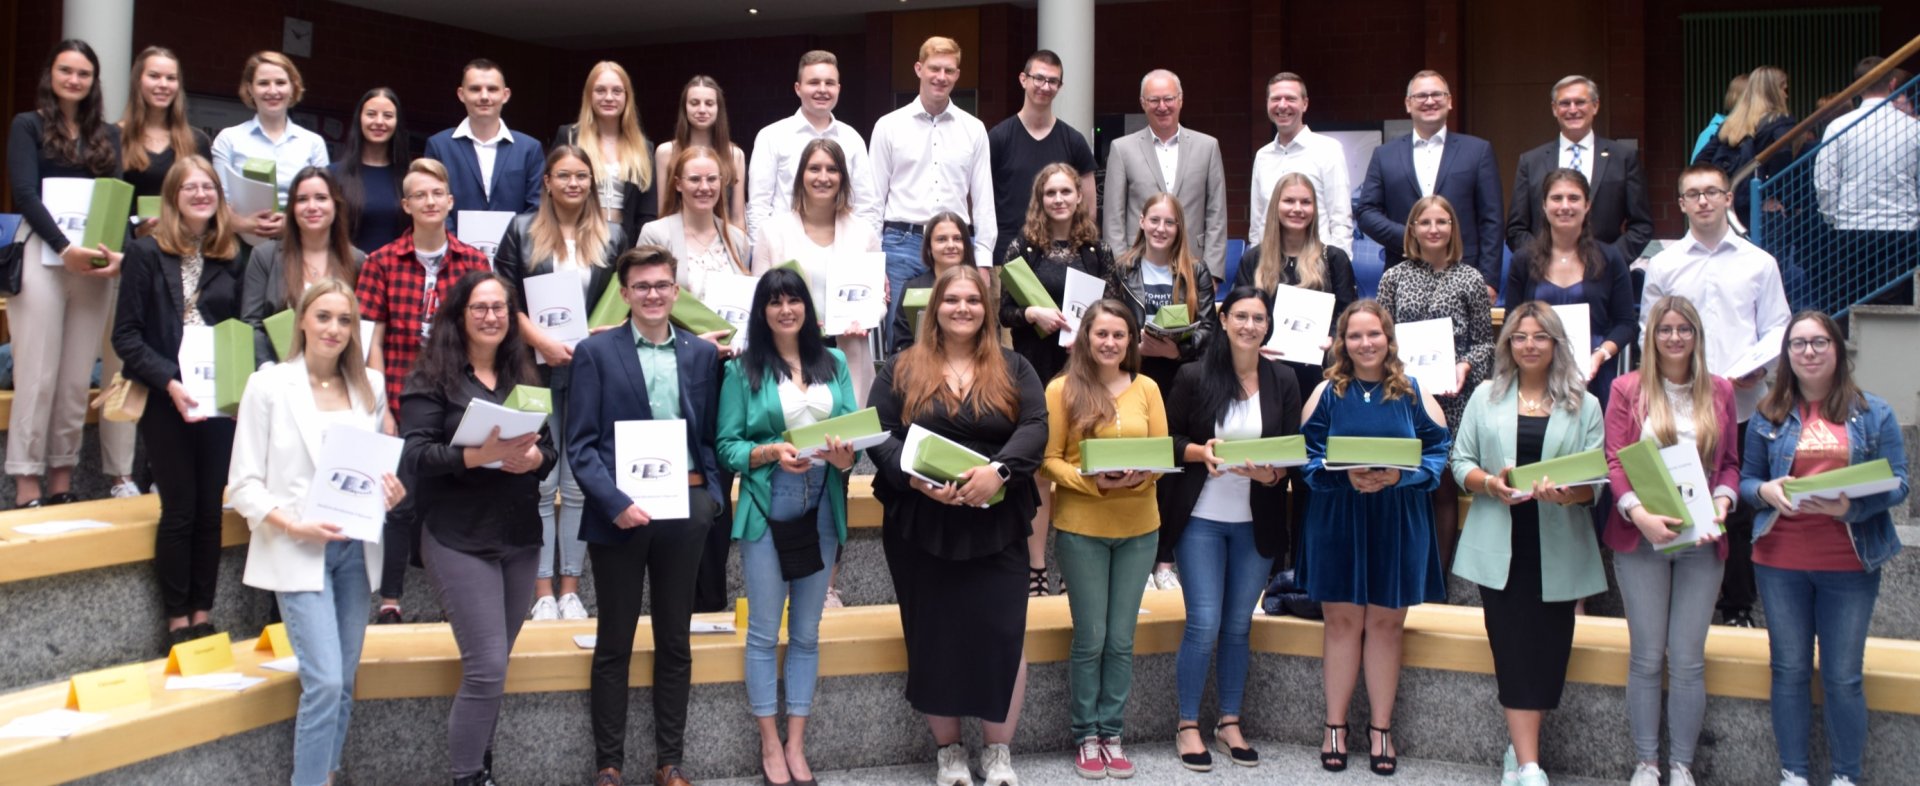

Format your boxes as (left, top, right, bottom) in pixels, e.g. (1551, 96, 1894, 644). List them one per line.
(1298, 378, 1453, 608)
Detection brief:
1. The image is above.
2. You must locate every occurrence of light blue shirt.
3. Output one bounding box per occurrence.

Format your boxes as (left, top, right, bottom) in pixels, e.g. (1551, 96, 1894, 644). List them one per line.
(211, 116, 330, 206)
(630, 321, 682, 420)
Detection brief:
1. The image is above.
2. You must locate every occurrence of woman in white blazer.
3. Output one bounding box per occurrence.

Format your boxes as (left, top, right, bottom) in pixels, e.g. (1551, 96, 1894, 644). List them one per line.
(227, 278, 403, 786)
(638, 145, 752, 356)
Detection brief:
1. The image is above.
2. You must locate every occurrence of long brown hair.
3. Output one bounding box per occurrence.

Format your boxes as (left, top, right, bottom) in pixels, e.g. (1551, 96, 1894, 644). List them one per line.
(1638, 296, 1720, 463)
(119, 47, 197, 175)
(788, 138, 851, 218)
(1324, 300, 1414, 402)
(527, 145, 612, 269)
(573, 61, 653, 191)
(1113, 193, 1202, 312)
(1255, 171, 1329, 293)
(154, 156, 240, 260)
(289, 278, 377, 412)
(35, 40, 117, 176)
(279, 167, 360, 307)
(1757, 310, 1863, 426)
(1525, 169, 1603, 282)
(1019, 163, 1098, 249)
(662, 145, 744, 271)
(894, 266, 1020, 424)
(673, 75, 734, 177)
(1060, 300, 1141, 439)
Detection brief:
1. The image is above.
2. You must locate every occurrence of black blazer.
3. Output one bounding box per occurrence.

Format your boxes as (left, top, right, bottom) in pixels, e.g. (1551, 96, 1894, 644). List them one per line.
(1160, 358, 1303, 559)
(1354, 130, 1505, 286)
(493, 212, 628, 319)
(551, 124, 659, 244)
(112, 236, 245, 392)
(1696, 115, 1797, 221)
(566, 320, 725, 545)
(1501, 242, 1640, 354)
(1233, 243, 1359, 323)
(1506, 136, 1653, 260)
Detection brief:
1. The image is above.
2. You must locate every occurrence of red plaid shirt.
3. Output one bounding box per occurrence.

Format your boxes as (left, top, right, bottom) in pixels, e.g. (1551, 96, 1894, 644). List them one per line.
(356, 229, 491, 414)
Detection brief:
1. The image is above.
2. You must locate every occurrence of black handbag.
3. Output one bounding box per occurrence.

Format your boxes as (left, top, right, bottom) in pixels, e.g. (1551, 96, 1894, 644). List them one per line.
(0, 214, 24, 296)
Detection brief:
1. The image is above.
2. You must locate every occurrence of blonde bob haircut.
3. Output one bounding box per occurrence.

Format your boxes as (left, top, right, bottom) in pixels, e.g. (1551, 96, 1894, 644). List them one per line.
(1400, 194, 1464, 267)
(238, 51, 304, 109)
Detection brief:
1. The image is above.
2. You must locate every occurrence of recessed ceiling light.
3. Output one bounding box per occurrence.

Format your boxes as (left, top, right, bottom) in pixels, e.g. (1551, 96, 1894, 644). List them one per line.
(748, 8, 758, 13)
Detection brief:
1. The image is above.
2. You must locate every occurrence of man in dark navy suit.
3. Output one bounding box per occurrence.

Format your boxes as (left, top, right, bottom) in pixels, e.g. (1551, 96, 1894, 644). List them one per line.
(1356, 69, 1506, 298)
(1506, 75, 1654, 260)
(568, 246, 724, 786)
(422, 58, 544, 237)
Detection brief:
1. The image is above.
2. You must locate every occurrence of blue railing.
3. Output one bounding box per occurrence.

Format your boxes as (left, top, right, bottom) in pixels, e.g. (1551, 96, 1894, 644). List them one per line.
(1750, 74, 1920, 317)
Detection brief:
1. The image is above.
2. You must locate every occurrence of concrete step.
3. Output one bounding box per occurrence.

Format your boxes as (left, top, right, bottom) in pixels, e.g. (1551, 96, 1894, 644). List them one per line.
(699, 739, 1620, 786)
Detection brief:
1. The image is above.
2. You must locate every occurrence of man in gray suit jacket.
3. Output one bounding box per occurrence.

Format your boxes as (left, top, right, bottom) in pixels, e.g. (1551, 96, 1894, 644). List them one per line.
(1102, 69, 1229, 280)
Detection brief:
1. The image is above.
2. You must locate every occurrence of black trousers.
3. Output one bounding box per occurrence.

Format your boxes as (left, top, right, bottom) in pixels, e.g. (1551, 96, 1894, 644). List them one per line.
(140, 399, 235, 618)
(693, 505, 731, 613)
(376, 462, 420, 601)
(1719, 420, 1757, 615)
(588, 490, 715, 771)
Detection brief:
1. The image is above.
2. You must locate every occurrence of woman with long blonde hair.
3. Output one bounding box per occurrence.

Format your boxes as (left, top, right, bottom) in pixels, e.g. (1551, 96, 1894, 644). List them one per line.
(639, 145, 752, 357)
(656, 75, 746, 228)
(1696, 65, 1795, 221)
(1602, 295, 1737, 786)
(553, 61, 657, 241)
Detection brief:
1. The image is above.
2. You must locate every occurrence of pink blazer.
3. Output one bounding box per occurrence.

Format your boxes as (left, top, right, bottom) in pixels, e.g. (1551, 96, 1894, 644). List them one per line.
(1602, 371, 1739, 559)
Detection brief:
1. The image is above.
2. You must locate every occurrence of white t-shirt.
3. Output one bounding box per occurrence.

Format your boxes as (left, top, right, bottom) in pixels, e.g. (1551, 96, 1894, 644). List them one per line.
(1191, 392, 1263, 523)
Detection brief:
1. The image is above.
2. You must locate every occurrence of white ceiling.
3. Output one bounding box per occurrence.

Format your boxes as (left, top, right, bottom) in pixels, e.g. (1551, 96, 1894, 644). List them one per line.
(333, 0, 1008, 47)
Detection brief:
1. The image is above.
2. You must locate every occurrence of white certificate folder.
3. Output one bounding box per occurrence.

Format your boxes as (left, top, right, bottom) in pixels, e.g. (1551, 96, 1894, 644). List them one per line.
(301, 424, 404, 542)
(615, 419, 691, 521)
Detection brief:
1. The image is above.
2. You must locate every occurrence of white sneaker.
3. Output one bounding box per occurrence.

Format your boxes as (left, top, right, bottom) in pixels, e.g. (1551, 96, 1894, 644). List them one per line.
(108, 479, 141, 498)
(1145, 576, 1158, 593)
(1830, 777, 1856, 786)
(1501, 745, 1518, 785)
(1779, 770, 1811, 786)
(557, 593, 588, 620)
(936, 743, 974, 786)
(1152, 567, 1182, 590)
(1669, 764, 1697, 786)
(823, 588, 845, 609)
(982, 742, 1018, 786)
(529, 595, 559, 621)
(1628, 762, 1662, 786)
(1514, 763, 1548, 786)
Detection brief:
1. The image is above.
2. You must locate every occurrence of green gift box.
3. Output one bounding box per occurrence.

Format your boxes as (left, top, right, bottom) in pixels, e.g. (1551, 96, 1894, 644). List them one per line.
(1079, 436, 1177, 474)
(784, 408, 883, 452)
(1783, 459, 1895, 499)
(81, 177, 135, 256)
(998, 257, 1060, 337)
(1152, 304, 1191, 330)
(1508, 448, 1608, 491)
(137, 196, 163, 219)
(241, 158, 279, 211)
(587, 279, 628, 329)
(503, 385, 553, 414)
(1326, 436, 1421, 469)
(1616, 438, 1695, 530)
(901, 288, 932, 339)
(911, 432, 1006, 505)
(213, 319, 256, 415)
(775, 259, 807, 277)
(264, 309, 296, 361)
(1214, 435, 1307, 467)
(669, 290, 737, 344)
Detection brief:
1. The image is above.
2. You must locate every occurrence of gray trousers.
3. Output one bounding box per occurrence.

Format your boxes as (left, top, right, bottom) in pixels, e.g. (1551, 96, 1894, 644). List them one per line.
(1614, 538, 1726, 766)
(420, 528, 539, 778)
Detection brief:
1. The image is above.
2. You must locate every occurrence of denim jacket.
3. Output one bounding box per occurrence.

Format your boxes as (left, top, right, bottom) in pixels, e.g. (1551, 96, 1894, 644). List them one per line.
(1739, 392, 1909, 571)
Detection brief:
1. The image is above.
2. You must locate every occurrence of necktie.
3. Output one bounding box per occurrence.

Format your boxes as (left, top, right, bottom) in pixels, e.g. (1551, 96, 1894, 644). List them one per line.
(1569, 143, 1584, 173)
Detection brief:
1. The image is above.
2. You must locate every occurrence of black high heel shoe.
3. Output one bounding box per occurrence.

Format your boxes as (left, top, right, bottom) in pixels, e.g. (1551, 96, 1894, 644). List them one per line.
(1368, 725, 1397, 776)
(1320, 722, 1348, 772)
(1213, 720, 1259, 766)
(1175, 722, 1213, 772)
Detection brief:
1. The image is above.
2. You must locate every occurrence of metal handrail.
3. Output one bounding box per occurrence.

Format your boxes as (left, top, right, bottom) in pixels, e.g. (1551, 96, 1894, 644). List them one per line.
(1732, 32, 1920, 186)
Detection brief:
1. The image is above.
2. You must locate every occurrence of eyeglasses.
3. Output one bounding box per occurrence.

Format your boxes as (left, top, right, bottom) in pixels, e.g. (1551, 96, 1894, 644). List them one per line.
(549, 171, 592, 183)
(1143, 95, 1180, 107)
(1679, 188, 1729, 203)
(178, 183, 219, 195)
(1508, 332, 1555, 346)
(1789, 337, 1834, 354)
(1414, 218, 1454, 229)
(1656, 325, 1697, 338)
(625, 281, 675, 295)
(1023, 73, 1062, 88)
(405, 189, 451, 203)
(1408, 91, 1451, 104)
(1554, 98, 1593, 109)
(467, 303, 508, 317)
(1225, 312, 1269, 326)
(679, 174, 721, 187)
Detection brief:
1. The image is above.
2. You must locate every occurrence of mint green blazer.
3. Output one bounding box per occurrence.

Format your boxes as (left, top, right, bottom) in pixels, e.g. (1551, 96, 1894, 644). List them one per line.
(1448, 383, 1608, 602)
(715, 348, 857, 544)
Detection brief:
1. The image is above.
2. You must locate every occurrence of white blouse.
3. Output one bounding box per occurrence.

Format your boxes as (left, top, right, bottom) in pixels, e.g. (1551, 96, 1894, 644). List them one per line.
(1192, 392, 1263, 523)
(778, 374, 834, 429)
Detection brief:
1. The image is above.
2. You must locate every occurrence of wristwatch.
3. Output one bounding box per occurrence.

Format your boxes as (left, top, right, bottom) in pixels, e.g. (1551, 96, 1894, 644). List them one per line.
(989, 461, 1012, 482)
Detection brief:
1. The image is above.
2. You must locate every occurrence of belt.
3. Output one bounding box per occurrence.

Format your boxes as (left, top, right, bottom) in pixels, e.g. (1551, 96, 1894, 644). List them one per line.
(687, 472, 705, 487)
(884, 219, 975, 237)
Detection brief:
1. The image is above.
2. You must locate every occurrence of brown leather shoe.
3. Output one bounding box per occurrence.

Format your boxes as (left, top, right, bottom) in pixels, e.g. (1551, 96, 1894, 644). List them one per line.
(653, 764, 693, 786)
(594, 767, 622, 786)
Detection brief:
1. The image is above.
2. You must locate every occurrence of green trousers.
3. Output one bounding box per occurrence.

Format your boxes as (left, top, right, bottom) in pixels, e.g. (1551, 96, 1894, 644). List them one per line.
(1055, 529, 1160, 739)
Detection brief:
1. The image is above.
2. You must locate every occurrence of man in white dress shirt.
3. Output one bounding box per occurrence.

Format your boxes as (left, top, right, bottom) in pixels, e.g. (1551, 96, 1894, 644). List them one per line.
(1248, 72, 1351, 256)
(1816, 57, 1919, 305)
(1640, 162, 1793, 629)
(869, 36, 997, 329)
(1102, 69, 1229, 280)
(745, 50, 880, 242)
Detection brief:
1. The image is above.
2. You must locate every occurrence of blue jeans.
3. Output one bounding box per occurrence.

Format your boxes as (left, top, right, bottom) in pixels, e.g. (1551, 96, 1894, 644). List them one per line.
(1175, 516, 1274, 721)
(276, 540, 371, 786)
(741, 464, 837, 717)
(881, 227, 928, 353)
(537, 390, 585, 579)
(1755, 564, 1882, 780)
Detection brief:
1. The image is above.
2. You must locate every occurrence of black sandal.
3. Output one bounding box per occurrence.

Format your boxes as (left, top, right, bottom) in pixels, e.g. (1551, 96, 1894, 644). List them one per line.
(1213, 720, 1258, 766)
(1175, 722, 1213, 772)
(1320, 722, 1348, 772)
(1368, 725, 1397, 776)
(1027, 566, 1049, 596)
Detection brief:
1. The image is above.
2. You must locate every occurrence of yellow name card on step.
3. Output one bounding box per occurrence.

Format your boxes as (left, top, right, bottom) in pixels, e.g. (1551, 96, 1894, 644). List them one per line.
(165, 631, 235, 676)
(254, 623, 293, 658)
(66, 663, 150, 712)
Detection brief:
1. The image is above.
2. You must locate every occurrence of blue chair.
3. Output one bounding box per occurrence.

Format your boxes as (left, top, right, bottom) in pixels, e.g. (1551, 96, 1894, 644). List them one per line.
(1219, 239, 1246, 301)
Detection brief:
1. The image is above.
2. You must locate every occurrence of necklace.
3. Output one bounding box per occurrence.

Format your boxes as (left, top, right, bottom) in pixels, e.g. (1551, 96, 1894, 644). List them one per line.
(1519, 390, 1552, 413)
(1357, 378, 1383, 403)
(944, 357, 973, 393)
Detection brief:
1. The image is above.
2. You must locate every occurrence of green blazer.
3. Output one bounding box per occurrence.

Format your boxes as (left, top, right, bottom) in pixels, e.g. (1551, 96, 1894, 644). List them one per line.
(716, 348, 858, 544)
(1448, 382, 1607, 602)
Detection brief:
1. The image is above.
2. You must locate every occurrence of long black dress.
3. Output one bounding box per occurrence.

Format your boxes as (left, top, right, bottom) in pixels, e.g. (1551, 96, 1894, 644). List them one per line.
(866, 348, 1049, 721)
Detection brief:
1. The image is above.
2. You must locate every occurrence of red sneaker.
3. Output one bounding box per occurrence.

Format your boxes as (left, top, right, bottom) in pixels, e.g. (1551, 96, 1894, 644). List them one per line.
(1100, 737, 1134, 779)
(1074, 736, 1107, 779)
